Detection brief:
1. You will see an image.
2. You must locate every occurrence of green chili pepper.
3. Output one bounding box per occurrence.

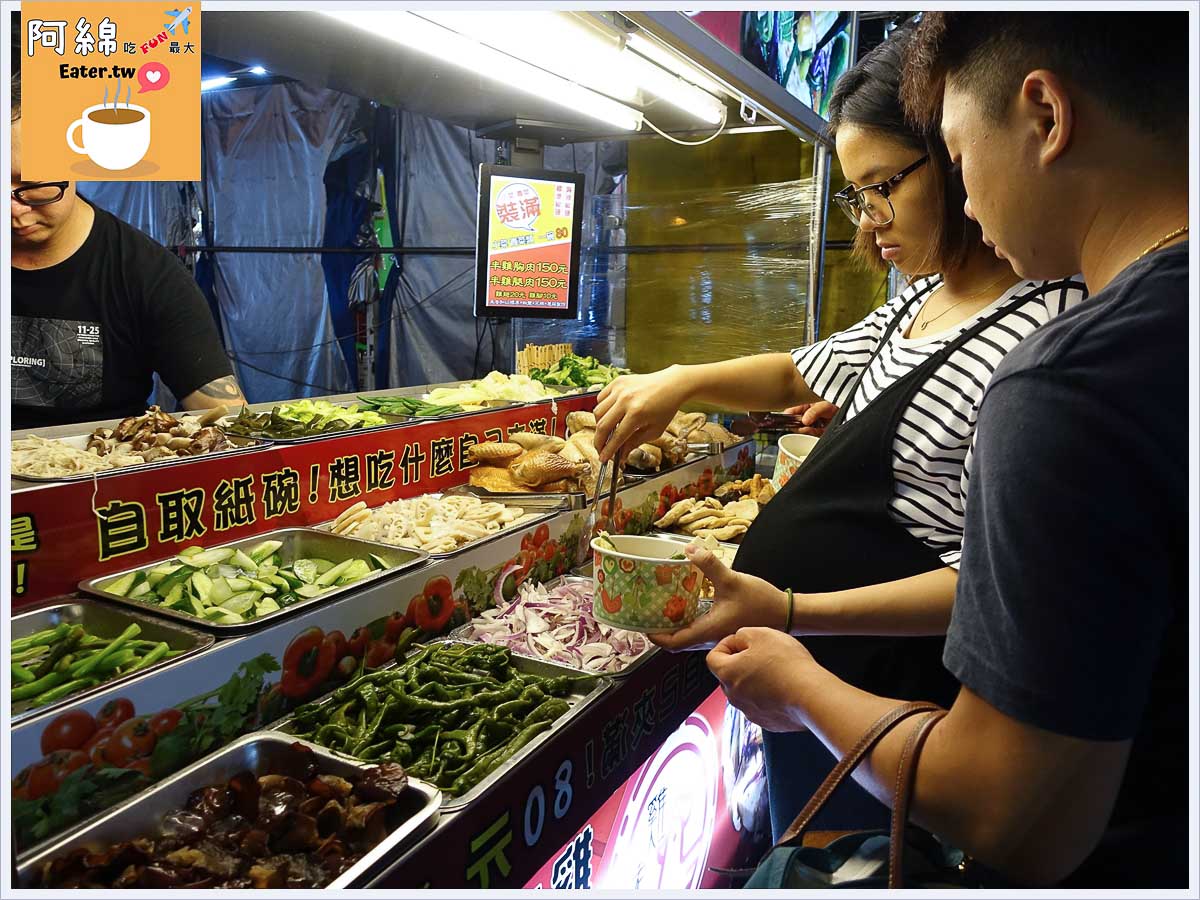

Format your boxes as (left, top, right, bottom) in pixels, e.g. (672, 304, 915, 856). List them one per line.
(10, 623, 69, 654)
(394, 627, 421, 658)
(34, 676, 100, 704)
(11, 662, 36, 684)
(11, 670, 65, 701)
(127, 641, 170, 673)
(70, 623, 140, 678)
(527, 697, 571, 724)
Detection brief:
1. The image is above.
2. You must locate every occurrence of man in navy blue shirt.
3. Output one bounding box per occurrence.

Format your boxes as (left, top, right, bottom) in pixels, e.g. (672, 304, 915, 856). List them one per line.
(686, 12, 1189, 886)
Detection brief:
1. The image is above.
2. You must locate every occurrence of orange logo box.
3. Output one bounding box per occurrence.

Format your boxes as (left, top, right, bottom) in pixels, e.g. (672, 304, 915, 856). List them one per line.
(20, 1, 200, 181)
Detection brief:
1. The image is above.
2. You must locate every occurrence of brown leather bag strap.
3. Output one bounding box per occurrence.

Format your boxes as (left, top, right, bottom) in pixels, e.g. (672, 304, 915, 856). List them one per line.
(772, 701, 942, 852)
(887, 709, 948, 888)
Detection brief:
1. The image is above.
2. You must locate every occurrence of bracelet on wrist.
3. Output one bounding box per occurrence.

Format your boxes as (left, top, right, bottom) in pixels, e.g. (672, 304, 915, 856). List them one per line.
(783, 588, 794, 634)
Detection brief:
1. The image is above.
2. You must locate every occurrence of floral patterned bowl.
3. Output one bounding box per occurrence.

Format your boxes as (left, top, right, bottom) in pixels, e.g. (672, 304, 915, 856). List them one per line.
(590, 535, 704, 634)
(771, 433, 820, 490)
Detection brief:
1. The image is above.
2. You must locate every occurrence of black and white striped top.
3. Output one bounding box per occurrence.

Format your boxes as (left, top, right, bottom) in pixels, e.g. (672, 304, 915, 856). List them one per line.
(792, 275, 1087, 568)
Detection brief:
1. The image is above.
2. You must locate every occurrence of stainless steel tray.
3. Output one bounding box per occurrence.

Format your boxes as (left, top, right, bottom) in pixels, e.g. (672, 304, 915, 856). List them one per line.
(15, 732, 441, 889)
(78, 528, 429, 635)
(450, 575, 657, 680)
(315, 493, 569, 559)
(11, 598, 215, 725)
(11, 432, 266, 484)
(364, 399, 522, 421)
(450, 482, 588, 510)
(218, 403, 412, 444)
(276, 640, 609, 811)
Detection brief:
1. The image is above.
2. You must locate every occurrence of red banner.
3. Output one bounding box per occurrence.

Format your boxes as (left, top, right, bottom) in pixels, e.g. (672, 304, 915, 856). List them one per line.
(10, 397, 592, 606)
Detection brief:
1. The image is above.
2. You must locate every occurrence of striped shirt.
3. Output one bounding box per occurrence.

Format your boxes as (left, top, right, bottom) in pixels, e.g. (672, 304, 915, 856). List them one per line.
(792, 275, 1087, 568)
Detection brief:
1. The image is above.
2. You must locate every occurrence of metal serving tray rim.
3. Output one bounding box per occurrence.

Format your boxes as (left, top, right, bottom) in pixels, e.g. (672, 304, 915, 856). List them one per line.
(11, 433, 267, 484)
(313, 492, 568, 560)
(11, 598, 216, 726)
(276, 640, 609, 812)
(14, 730, 441, 889)
(450, 575, 657, 680)
(77, 527, 429, 635)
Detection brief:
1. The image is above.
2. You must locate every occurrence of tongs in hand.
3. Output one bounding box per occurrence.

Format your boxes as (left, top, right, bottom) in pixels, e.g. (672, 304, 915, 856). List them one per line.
(730, 410, 828, 436)
(578, 458, 620, 567)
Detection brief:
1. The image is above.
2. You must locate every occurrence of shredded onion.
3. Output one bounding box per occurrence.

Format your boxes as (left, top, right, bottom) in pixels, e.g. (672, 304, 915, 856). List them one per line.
(461, 581, 651, 674)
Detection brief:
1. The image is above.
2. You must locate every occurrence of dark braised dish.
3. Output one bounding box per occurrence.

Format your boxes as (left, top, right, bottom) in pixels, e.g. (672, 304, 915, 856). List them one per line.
(34, 742, 409, 889)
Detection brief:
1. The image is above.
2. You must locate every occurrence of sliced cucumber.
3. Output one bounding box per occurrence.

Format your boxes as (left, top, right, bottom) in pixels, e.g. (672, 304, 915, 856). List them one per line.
(310, 558, 336, 575)
(294, 584, 328, 599)
(178, 545, 205, 558)
(249, 579, 278, 595)
(291, 559, 319, 584)
(222, 591, 261, 615)
(103, 571, 139, 597)
(208, 577, 234, 607)
(226, 576, 253, 592)
(231, 549, 260, 571)
(128, 580, 154, 600)
(190, 571, 214, 604)
(255, 597, 281, 616)
(155, 566, 194, 597)
(316, 558, 355, 587)
(182, 547, 237, 568)
(248, 539, 284, 563)
(335, 559, 372, 585)
(369, 553, 392, 571)
(189, 595, 208, 618)
(163, 582, 187, 609)
(213, 612, 245, 626)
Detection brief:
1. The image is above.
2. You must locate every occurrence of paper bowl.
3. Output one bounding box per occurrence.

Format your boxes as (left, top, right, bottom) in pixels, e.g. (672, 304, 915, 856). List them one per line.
(590, 535, 703, 633)
(771, 433, 820, 489)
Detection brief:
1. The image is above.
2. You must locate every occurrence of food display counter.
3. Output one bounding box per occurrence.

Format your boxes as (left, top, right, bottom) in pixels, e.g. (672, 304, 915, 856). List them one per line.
(9, 382, 768, 889)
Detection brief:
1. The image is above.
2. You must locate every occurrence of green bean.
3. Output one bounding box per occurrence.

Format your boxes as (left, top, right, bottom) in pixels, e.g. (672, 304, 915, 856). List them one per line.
(34, 626, 84, 679)
(11, 663, 36, 684)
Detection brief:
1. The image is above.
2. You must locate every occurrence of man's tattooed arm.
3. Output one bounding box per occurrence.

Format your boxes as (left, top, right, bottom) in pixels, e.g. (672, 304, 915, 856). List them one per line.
(182, 375, 248, 411)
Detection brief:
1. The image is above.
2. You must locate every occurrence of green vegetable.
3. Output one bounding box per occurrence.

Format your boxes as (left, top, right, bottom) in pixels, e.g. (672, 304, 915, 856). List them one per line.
(357, 395, 465, 417)
(224, 400, 389, 439)
(35, 677, 100, 704)
(70, 623, 140, 677)
(11, 663, 36, 684)
(529, 353, 630, 389)
(12, 671, 65, 701)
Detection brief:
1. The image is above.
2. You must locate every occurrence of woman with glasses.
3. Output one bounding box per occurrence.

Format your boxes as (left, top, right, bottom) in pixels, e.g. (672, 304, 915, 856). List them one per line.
(592, 27, 1086, 836)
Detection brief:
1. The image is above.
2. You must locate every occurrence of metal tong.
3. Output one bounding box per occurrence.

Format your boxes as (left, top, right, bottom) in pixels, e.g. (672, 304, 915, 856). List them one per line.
(578, 458, 620, 566)
(729, 410, 830, 437)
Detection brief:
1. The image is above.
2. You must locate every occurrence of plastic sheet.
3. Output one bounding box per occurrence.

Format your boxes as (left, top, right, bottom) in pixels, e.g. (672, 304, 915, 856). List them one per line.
(201, 83, 360, 401)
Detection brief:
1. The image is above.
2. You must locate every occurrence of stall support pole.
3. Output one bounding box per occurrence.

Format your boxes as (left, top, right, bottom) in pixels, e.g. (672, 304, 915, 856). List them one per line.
(807, 141, 832, 344)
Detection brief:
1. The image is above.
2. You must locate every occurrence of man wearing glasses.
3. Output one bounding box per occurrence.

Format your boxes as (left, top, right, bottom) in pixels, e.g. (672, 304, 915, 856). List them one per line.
(10, 73, 245, 430)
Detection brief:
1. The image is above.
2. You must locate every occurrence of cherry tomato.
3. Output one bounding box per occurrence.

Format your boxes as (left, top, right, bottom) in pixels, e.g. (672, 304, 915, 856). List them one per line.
(87, 729, 116, 769)
(323, 629, 348, 662)
(347, 627, 371, 658)
(109, 717, 156, 767)
(383, 611, 408, 642)
(532, 523, 551, 547)
(96, 698, 135, 730)
(40, 709, 98, 755)
(48, 749, 89, 779)
(148, 708, 183, 737)
(124, 757, 152, 777)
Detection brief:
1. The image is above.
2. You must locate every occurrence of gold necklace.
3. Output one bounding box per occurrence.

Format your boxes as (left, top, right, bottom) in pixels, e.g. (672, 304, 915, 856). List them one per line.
(1136, 224, 1189, 261)
(917, 274, 1013, 332)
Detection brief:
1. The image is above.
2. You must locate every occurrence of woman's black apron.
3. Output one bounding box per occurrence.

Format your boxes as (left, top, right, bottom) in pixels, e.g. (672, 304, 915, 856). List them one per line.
(733, 285, 1037, 837)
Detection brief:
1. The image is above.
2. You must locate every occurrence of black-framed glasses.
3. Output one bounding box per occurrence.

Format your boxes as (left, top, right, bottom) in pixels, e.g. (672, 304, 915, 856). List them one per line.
(833, 156, 928, 228)
(11, 182, 70, 207)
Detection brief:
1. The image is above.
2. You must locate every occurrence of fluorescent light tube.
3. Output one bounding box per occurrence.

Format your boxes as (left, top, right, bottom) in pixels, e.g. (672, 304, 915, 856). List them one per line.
(620, 48, 725, 125)
(626, 32, 726, 97)
(322, 11, 643, 132)
(200, 76, 236, 91)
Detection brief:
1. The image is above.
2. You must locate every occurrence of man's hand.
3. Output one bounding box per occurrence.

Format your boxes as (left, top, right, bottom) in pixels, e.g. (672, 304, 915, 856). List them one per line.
(781, 400, 838, 436)
(649, 545, 790, 651)
(706, 627, 820, 733)
(593, 368, 689, 464)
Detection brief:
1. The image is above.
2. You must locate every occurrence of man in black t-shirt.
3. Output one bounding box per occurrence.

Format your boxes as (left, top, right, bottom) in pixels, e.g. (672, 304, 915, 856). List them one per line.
(682, 13, 1190, 888)
(9, 73, 245, 430)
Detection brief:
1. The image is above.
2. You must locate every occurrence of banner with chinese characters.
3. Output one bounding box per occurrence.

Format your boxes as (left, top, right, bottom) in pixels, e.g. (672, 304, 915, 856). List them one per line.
(19, 1, 201, 180)
(10, 399, 590, 606)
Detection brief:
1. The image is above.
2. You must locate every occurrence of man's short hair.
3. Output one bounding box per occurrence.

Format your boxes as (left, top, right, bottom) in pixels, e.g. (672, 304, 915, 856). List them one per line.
(902, 12, 1187, 143)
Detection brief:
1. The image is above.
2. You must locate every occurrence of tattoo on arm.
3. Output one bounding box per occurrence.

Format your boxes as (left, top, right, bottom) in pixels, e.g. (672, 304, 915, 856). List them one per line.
(194, 375, 245, 401)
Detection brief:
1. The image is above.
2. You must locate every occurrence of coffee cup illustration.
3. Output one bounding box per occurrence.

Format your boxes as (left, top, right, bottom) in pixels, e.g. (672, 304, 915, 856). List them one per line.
(66, 104, 152, 171)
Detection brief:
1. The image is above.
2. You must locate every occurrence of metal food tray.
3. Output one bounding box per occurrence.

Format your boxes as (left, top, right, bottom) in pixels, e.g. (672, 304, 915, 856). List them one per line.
(78, 528, 428, 635)
(451, 483, 588, 511)
(15, 732, 441, 889)
(11, 599, 215, 725)
(276, 640, 610, 811)
(11, 432, 266, 484)
(450, 575, 657, 680)
(217, 400, 415, 444)
(621, 442, 724, 482)
(315, 493, 569, 559)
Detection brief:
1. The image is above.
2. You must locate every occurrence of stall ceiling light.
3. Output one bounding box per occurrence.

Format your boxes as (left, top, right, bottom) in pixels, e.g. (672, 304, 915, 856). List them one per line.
(200, 75, 236, 91)
(389, 11, 726, 128)
(321, 10, 644, 132)
(625, 32, 726, 97)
